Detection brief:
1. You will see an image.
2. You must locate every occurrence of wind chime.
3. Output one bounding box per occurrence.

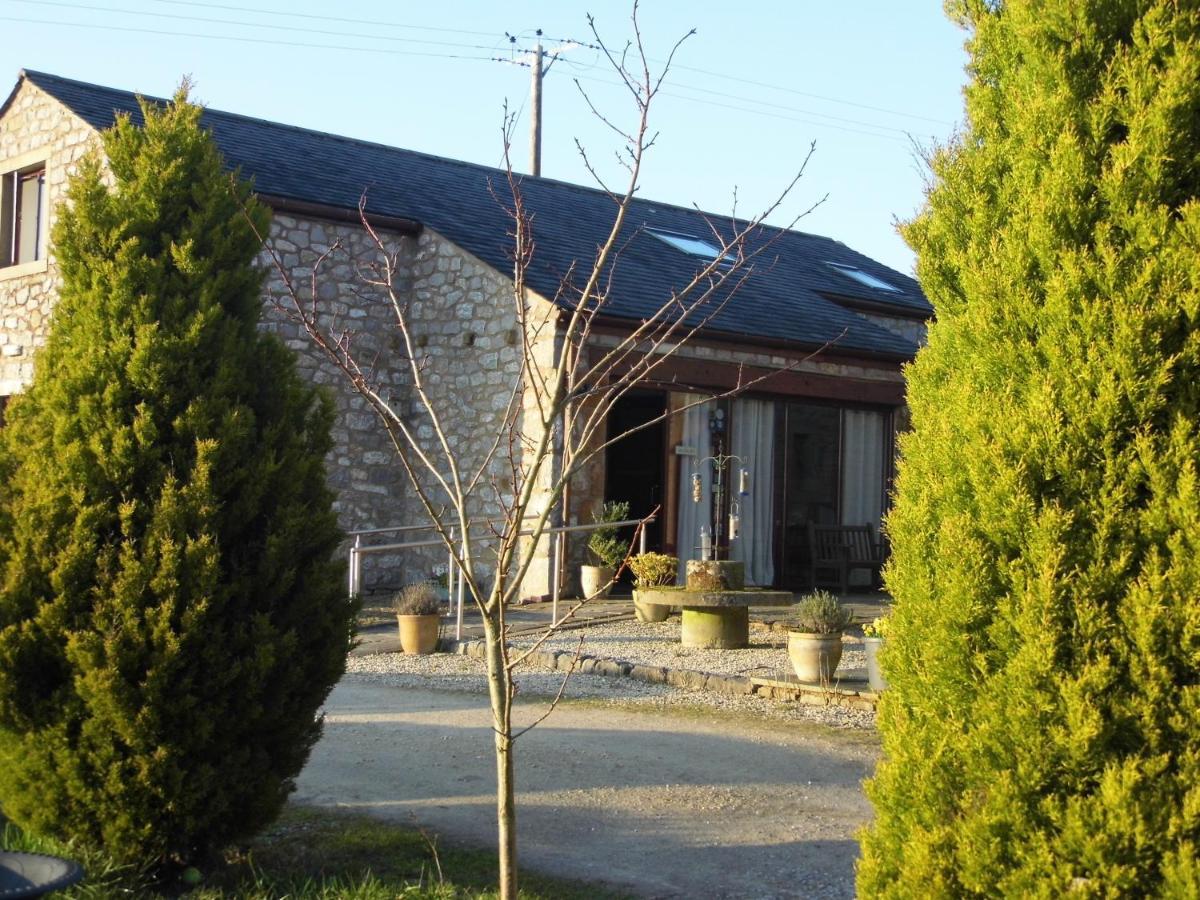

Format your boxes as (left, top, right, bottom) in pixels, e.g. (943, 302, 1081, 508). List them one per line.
(691, 407, 750, 560)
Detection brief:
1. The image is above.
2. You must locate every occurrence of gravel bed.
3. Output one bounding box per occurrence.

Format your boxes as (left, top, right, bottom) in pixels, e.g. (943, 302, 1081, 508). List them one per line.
(346, 625, 876, 730)
(511, 616, 868, 681)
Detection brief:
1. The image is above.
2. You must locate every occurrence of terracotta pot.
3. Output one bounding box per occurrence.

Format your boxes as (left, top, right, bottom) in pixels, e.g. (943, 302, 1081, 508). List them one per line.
(787, 631, 844, 683)
(580, 565, 615, 599)
(632, 592, 671, 623)
(397, 613, 441, 654)
(863, 636, 887, 692)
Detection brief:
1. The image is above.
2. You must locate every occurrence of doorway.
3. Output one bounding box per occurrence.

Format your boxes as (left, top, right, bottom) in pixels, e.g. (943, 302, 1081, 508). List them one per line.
(778, 402, 841, 587)
(604, 390, 666, 588)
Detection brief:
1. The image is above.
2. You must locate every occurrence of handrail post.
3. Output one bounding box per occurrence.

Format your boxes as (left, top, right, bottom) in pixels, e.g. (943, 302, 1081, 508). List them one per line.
(639, 519, 648, 556)
(446, 528, 456, 616)
(455, 532, 466, 641)
(349, 534, 362, 597)
(551, 530, 561, 624)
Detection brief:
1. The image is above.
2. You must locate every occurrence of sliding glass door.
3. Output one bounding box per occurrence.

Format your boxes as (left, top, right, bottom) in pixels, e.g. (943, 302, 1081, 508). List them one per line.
(778, 402, 890, 588)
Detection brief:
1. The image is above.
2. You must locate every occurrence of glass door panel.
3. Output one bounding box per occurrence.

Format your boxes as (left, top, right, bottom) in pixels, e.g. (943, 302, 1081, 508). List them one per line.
(779, 402, 840, 586)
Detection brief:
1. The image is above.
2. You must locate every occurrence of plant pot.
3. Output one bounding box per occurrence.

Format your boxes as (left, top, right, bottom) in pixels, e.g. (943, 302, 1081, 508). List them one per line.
(397, 613, 440, 654)
(632, 592, 671, 623)
(863, 636, 887, 692)
(787, 631, 844, 684)
(580, 565, 615, 599)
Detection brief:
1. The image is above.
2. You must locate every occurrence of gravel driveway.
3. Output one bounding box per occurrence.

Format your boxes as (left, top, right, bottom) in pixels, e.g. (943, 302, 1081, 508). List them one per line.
(297, 661, 880, 899)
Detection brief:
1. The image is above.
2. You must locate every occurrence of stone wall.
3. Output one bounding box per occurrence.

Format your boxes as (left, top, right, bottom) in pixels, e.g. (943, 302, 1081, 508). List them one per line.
(259, 219, 526, 593)
(856, 311, 928, 346)
(0, 84, 532, 597)
(0, 81, 98, 395)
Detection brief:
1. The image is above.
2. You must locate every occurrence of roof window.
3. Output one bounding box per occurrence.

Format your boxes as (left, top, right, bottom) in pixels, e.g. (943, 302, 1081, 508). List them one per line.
(826, 262, 901, 293)
(647, 229, 734, 263)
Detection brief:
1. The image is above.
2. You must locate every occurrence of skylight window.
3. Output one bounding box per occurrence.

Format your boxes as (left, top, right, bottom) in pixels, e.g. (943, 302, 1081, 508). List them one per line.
(648, 229, 734, 263)
(827, 262, 901, 293)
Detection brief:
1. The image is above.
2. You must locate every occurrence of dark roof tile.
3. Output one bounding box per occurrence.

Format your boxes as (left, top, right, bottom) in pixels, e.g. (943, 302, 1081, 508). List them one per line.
(20, 69, 930, 359)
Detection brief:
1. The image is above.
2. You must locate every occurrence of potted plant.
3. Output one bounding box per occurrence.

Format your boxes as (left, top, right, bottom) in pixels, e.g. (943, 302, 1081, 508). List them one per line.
(629, 551, 678, 623)
(861, 612, 890, 692)
(394, 582, 443, 654)
(787, 590, 853, 684)
(580, 500, 629, 599)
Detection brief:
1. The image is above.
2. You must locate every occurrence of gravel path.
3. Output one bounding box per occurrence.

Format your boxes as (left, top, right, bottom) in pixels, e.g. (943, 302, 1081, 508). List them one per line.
(299, 679, 879, 899)
(348, 617, 875, 730)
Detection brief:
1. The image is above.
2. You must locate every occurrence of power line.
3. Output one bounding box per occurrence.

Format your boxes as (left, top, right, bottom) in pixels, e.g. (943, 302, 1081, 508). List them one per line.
(564, 69, 917, 145)
(649, 74, 925, 137)
(145, 0, 496, 37)
(46, 0, 954, 130)
(668, 61, 955, 128)
(541, 33, 954, 129)
(3, 6, 949, 142)
(10, 0, 521, 53)
(0, 15, 504, 61)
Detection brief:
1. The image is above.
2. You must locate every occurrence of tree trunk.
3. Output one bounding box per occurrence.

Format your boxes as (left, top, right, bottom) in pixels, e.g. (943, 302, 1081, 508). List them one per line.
(483, 611, 518, 899)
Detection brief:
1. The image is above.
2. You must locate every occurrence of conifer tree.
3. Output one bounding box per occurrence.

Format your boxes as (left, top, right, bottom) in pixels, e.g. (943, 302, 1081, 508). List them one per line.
(859, 2, 1200, 894)
(0, 89, 353, 865)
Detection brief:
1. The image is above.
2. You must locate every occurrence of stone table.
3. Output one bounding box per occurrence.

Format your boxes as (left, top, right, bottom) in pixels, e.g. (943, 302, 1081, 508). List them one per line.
(634, 559, 793, 649)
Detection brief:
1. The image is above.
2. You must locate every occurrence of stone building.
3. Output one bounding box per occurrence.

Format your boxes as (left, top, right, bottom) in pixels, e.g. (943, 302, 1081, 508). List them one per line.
(0, 70, 931, 596)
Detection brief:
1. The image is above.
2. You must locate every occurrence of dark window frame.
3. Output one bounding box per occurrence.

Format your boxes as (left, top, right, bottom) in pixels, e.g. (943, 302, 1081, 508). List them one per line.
(1, 163, 46, 268)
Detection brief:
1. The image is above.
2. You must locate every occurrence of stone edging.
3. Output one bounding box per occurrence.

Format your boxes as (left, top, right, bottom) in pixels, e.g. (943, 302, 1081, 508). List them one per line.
(447, 639, 878, 711)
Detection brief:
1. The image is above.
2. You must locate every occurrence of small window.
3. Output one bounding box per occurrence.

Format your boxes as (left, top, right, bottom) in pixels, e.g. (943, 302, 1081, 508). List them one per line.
(826, 261, 901, 293)
(647, 228, 735, 263)
(1, 165, 46, 268)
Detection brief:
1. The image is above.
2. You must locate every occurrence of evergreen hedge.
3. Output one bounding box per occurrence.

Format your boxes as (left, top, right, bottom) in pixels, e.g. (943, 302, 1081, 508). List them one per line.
(0, 89, 354, 865)
(859, 2, 1200, 894)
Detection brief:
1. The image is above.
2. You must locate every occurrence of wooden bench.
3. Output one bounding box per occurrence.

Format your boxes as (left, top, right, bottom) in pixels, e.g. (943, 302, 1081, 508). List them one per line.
(807, 523, 884, 593)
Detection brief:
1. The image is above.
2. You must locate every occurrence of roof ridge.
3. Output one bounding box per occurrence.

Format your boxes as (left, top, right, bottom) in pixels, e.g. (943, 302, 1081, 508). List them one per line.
(15, 68, 930, 343)
(18, 69, 877, 268)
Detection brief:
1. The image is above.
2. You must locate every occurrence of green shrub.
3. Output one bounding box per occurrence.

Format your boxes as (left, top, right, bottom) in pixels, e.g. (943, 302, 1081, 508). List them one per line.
(586, 501, 629, 568)
(0, 88, 354, 866)
(859, 3, 1200, 895)
(791, 590, 852, 634)
(629, 552, 678, 588)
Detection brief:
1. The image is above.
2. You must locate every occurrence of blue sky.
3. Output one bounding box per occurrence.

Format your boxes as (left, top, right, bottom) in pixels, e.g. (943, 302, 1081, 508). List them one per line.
(2, 1, 970, 274)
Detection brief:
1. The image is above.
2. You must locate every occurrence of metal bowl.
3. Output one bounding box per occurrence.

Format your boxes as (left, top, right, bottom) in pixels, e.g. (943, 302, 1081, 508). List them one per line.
(0, 852, 84, 898)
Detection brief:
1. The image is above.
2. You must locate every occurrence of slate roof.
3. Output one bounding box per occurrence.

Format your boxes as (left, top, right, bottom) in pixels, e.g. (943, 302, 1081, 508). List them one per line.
(14, 70, 931, 360)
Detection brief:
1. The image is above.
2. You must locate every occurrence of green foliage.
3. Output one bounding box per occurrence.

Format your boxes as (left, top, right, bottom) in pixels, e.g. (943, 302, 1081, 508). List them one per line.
(586, 501, 629, 568)
(861, 613, 890, 640)
(1, 807, 622, 899)
(0, 88, 354, 866)
(859, 2, 1200, 895)
(628, 552, 678, 588)
(791, 591, 852, 634)
(394, 583, 442, 616)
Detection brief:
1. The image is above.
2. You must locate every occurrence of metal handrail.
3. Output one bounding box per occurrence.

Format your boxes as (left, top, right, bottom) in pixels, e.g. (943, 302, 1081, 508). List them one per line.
(349, 514, 656, 640)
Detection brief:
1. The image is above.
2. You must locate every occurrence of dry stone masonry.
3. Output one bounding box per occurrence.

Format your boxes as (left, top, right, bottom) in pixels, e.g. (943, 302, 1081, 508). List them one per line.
(0, 81, 97, 395)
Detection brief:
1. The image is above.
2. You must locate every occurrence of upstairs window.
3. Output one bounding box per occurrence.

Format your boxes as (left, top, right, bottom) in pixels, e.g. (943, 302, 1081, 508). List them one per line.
(647, 228, 735, 264)
(1, 165, 46, 268)
(826, 261, 901, 293)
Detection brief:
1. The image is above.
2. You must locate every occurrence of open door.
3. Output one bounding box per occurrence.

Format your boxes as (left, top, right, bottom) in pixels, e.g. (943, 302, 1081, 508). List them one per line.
(604, 390, 666, 589)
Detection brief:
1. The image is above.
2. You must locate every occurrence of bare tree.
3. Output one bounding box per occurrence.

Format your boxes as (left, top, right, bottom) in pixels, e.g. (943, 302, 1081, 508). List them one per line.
(249, 8, 827, 896)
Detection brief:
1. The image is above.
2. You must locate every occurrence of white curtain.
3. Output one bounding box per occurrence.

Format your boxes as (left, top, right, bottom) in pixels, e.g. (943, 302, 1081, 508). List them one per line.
(674, 394, 713, 582)
(841, 408, 886, 534)
(729, 397, 775, 586)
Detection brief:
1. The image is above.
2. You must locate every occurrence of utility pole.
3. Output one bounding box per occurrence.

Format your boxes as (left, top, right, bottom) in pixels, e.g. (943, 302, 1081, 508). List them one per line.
(529, 33, 543, 177)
